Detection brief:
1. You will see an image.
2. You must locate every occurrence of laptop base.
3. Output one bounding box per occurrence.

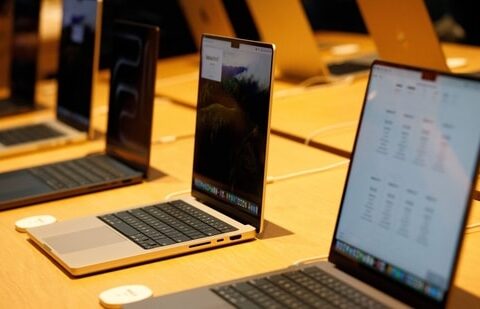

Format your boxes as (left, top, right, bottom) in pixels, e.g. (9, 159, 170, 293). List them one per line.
(124, 262, 407, 309)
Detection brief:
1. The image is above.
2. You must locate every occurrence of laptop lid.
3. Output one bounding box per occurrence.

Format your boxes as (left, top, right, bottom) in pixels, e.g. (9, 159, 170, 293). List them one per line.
(2, 0, 40, 105)
(330, 61, 480, 307)
(56, 0, 102, 134)
(191, 34, 275, 233)
(105, 20, 158, 176)
(246, 0, 328, 79)
(357, 0, 449, 71)
(178, 0, 235, 50)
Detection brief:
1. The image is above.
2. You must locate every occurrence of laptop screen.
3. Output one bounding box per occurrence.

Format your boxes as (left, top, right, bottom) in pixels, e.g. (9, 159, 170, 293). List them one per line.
(2, 0, 40, 104)
(56, 0, 100, 132)
(105, 20, 158, 175)
(192, 35, 274, 231)
(333, 62, 480, 304)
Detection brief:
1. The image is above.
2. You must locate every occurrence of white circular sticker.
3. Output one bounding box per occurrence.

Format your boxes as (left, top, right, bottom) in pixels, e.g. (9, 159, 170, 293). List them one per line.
(15, 215, 57, 232)
(99, 285, 153, 308)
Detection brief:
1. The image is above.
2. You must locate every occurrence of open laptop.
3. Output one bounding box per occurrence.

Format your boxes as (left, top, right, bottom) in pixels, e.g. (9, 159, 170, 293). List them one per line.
(357, 0, 455, 72)
(246, 0, 374, 80)
(27, 34, 275, 276)
(0, 0, 41, 116)
(178, 0, 235, 50)
(0, 20, 158, 211)
(126, 61, 480, 308)
(0, 0, 102, 158)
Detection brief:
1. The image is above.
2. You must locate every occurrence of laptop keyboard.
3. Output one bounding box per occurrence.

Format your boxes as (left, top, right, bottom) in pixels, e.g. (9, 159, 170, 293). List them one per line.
(212, 266, 388, 309)
(29, 155, 130, 190)
(0, 123, 64, 146)
(99, 200, 238, 249)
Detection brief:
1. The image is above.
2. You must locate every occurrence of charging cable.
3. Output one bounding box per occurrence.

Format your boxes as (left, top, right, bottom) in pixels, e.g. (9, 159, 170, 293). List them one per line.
(304, 121, 357, 145)
(152, 133, 194, 145)
(291, 255, 329, 267)
(274, 75, 355, 100)
(164, 189, 191, 201)
(267, 160, 349, 184)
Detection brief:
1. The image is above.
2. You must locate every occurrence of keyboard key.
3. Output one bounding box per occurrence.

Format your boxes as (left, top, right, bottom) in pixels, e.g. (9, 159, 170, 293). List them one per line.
(213, 267, 387, 309)
(98, 200, 239, 250)
(0, 123, 64, 146)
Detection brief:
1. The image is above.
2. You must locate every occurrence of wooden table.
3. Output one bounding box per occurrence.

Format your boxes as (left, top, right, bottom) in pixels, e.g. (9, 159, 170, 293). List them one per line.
(2, 31, 480, 308)
(1, 141, 477, 307)
(0, 133, 350, 308)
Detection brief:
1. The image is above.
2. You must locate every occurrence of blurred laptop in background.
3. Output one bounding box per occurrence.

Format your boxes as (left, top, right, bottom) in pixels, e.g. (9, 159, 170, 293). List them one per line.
(0, 0, 102, 158)
(357, 0, 466, 72)
(178, 0, 235, 50)
(246, 0, 374, 81)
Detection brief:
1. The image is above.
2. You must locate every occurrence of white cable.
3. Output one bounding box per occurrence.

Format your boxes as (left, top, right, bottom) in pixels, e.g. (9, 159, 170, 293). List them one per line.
(304, 121, 358, 145)
(152, 133, 194, 145)
(274, 75, 355, 100)
(164, 189, 190, 201)
(291, 255, 329, 267)
(466, 222, 480, 230)
(267, 160, 349, 184)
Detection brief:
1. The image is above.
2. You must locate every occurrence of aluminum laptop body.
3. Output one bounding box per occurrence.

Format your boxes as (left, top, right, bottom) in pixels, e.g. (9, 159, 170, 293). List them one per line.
(0, 0, 41, 116)
(246, 0, 374, 80)
(357, 0, 450, 72)
(0, 20, 158, 211)
(178, 0, 235, 50)
(27, 34, 275, 277)
(0, 0, 103, 158)
(127, 61, 480, 309)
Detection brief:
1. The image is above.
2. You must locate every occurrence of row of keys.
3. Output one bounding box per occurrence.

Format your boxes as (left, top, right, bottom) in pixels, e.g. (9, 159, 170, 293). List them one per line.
(0, 123, 64, 146)
(213, 267, 387, 309)
(99, 200, 237, 250)
(29, 156, 129, 190)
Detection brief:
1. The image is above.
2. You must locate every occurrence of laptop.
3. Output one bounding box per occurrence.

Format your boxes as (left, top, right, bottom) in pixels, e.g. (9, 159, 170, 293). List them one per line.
(246, 0, 374, 80)
(178, 0, 235, 50)
(0, 0, 41, 116)
(126, 61, 480, 308)
(0, 20, 158, 211)
(0, 0, 102, 158)
(27, 34, 275, 276)
(357, 0, 453, 72)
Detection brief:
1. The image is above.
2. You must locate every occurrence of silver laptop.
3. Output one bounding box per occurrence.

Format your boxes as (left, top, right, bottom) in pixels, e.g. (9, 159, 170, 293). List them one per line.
(126, 61, 480, 308)
(246, 0, 374, 80)
(178, 0, 235, 50)
(357, 0, 455, 72)
(0, 0, 102, 158)
(27, 34, 276, 276)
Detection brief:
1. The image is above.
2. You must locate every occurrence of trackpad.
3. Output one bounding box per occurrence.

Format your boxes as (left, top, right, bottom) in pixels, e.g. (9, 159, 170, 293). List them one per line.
(45, 226, 126, 254)
(0, 170, 53, 202)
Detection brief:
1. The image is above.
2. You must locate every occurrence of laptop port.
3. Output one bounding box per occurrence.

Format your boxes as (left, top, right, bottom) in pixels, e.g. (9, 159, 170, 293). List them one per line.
(229, 235, 242, 241)
(217, 238, 224, 243)
(189, 241, 210, 248)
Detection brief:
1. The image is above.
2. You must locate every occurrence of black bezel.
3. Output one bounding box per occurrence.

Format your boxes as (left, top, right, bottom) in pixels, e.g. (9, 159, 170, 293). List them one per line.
(191, 34, 275, 232)
(328, 60, 480, 308)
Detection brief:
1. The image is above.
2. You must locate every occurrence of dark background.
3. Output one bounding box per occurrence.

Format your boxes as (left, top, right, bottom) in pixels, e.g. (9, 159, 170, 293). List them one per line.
(95, 0, 480, 68)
